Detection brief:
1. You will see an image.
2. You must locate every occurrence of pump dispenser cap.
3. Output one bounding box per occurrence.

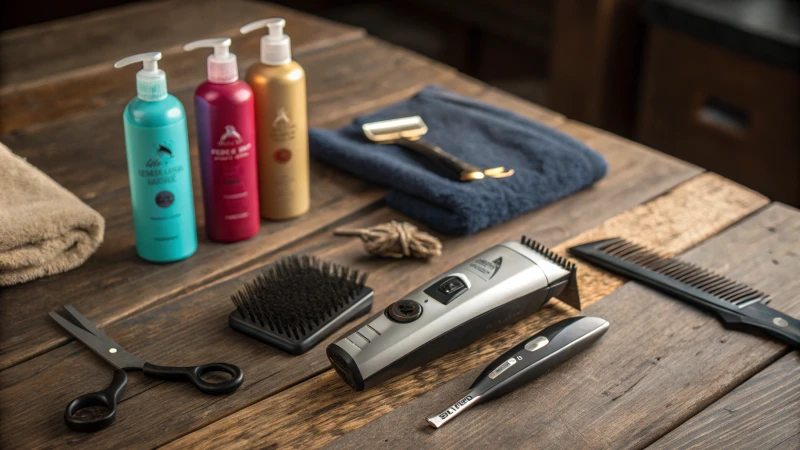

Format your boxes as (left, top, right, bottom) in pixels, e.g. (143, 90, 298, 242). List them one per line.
(114, 52, 168, 101)
(183, 38, 238, 83)
(240, 18, 291, 65)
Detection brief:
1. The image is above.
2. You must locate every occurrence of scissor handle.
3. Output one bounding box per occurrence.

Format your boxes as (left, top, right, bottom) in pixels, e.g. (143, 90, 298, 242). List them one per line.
(64, 368, 128, 432)
(143, 362, 243, 395)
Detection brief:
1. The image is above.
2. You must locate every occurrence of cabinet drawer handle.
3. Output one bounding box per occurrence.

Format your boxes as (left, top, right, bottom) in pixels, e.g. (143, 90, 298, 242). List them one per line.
(697, 97, 751, 134)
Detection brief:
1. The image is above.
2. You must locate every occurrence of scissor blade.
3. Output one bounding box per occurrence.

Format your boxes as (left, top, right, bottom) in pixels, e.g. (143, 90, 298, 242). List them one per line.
(49, 311, 145, 370)
(62, 305, 113, 341)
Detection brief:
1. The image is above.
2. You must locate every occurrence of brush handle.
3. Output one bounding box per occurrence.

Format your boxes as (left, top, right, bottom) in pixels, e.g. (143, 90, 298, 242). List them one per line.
(722, 302, 800, 348)
(397, 138, 485, 181)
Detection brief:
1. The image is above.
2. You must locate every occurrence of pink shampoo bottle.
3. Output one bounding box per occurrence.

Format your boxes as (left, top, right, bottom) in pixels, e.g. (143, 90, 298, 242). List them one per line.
(184, 38, 260, 242)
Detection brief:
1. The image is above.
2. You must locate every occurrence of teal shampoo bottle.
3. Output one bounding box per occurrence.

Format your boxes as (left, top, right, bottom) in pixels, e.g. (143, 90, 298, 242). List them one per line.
(114, 52, 197, 262)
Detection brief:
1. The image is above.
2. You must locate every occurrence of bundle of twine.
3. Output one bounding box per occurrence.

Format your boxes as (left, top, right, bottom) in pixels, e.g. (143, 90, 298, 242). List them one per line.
(334, 221, 442, 259)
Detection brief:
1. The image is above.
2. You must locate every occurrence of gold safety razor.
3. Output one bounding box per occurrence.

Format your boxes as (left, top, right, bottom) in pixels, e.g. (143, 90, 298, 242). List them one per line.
(362, 116, 514, 182)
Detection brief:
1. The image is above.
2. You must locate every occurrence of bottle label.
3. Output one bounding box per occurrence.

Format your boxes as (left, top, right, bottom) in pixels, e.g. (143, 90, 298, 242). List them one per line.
(211, 124, 253, 164)
(125, 119, 196, 258)
(136, 141, 186, 186)
(208, 123, 257, 224)
(273, 148, 292, 163)
(270, 107, 296, 142)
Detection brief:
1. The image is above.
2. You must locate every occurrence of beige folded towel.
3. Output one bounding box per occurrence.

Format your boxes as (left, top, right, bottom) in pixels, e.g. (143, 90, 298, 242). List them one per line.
(0, 143, 104, 286)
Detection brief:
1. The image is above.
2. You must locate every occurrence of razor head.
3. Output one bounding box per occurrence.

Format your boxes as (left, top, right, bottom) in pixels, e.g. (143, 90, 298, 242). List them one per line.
(520, 236, 582, 311)
(362, 116, 428, 143)
(569, 237, 771, 308)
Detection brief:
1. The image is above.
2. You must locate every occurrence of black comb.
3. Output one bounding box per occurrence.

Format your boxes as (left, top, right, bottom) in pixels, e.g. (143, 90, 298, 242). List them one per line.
(229, 255, 374, 354)
(521, 236, 582, 310)
(569, 238, 799, 348)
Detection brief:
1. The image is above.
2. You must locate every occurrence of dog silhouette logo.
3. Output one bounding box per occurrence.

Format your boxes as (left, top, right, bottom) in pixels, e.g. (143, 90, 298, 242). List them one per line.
(272, 108, 291, 131)
(218, 125, 243, 146)
(156, 144, 173, 158)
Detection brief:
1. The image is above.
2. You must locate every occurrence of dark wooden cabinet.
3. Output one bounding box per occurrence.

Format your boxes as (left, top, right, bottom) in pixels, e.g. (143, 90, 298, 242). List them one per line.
(638, 2, 800, 206)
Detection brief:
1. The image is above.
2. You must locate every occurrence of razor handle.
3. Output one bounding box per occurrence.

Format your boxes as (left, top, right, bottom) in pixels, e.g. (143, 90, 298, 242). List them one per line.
(327, 241, 578, 391)
(427, 316, 609, 428)
(397, 138, 486, 181)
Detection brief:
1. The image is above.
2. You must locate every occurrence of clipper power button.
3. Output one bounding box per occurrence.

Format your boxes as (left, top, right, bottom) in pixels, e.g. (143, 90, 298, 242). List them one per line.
(387, 300, 423, 323)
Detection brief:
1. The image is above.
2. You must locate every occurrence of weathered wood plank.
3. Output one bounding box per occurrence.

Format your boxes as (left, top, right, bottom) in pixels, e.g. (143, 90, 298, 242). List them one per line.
(320, 74, 567, 130)
(647, 345, 799, 450)
(0, 0, 361, 91)
(555, 172, 770, 305)
(0, 118, 704, 448)
(0, 37, 460, 371)
(160, 175, 766, 450)
(0, 68, 531, 373)
(0, 27, 364, 135)
(2, 37, 448, 200)
(319, 203, 798, 450)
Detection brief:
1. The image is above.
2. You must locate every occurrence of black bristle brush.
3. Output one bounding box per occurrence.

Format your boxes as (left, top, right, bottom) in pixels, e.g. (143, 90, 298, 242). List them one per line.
(229, 255, 374, 354)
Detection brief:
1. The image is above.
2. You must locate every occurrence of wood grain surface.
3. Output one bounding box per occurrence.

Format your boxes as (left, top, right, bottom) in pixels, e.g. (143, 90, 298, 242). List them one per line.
(0, 101, 704, 449)
(0, 37, 458, 371)
(1, 2, 796, 449)
(320, 203, 800, 450)
(161, 176, 768, 450)
(0, 1, 364, 134)
(2, 37, 452, 200)
(0, 0, 359, 89)
(649, 352, 800, 450)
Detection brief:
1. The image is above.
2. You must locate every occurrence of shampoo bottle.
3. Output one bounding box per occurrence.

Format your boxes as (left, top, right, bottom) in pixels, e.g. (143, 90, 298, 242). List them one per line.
(240, 18, 309, 220)
(114, 52, 197, 262)
(184, 38, 260, 242)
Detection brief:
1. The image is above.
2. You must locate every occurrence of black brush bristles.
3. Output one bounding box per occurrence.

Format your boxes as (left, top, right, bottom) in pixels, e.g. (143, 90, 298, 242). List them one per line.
(229, 255, 374, 355)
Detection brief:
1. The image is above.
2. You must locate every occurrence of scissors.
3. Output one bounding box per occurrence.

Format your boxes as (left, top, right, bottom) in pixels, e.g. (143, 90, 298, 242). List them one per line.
(50, 305, 244, 432)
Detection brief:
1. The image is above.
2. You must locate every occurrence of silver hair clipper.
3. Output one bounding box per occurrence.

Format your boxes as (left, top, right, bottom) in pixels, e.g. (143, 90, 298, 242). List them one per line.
(326, 236, 581, 391)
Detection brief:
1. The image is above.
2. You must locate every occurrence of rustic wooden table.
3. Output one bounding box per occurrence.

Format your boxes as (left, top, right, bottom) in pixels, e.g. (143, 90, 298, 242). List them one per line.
(1, 1, 798, 449)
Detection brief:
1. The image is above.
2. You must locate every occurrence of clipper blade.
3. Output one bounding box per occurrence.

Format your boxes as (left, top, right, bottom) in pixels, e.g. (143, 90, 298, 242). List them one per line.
(520, 236, 582, 310)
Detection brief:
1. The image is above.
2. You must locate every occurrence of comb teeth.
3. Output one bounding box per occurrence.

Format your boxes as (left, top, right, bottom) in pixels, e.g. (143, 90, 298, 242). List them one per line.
(520, 236, 575, 271)
(596, 238, 769, 307)
(230, 255, 370, 342)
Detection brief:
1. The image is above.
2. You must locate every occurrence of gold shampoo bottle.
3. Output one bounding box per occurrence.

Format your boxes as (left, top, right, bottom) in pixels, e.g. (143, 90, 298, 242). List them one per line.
(241, 18, 309, 219)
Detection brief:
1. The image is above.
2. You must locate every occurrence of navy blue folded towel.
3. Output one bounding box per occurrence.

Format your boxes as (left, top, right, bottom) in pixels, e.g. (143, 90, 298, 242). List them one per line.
(309, 86, 608, 235)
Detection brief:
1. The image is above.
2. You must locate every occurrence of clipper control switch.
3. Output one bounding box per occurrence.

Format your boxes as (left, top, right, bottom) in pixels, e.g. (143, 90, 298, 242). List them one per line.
(425, 275, 469, 305)
(439, 277, 465, 294)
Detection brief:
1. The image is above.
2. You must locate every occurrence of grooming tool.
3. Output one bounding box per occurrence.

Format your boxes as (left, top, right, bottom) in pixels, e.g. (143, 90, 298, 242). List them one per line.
(49, 305, 243, 433)
(361, 116, 514, 181)
(326, 236, 581, 391)
(569, 238, 800, 348)
(427, 316, 608, 428)
(229, 255, 374, 354)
